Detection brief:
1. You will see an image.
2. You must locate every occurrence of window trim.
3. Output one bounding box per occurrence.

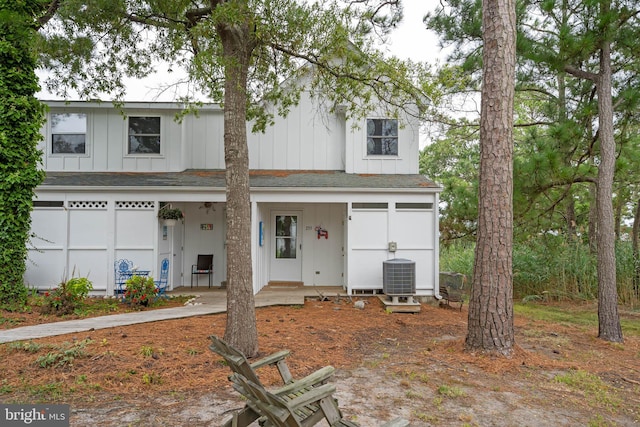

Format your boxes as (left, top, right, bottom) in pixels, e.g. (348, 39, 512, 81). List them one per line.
(365, 118, 399, 157)
(50, 112, 89, 157)
(395, 202, 434, 211)
(33, 200, 64, 208)
(352, 202, 389, 210)
(126, 115, 162, 156)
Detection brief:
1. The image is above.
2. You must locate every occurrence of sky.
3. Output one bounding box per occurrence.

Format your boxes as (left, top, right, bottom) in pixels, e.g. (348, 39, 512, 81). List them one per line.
(386, 0, 443, 64)
(37, 0, 444, 102)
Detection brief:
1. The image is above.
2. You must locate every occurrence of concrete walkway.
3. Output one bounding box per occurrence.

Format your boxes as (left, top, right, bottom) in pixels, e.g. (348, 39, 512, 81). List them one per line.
(0, 286, 344, 344)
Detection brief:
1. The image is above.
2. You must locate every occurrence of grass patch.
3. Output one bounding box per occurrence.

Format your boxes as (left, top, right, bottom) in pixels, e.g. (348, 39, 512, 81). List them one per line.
(413, 410, 437, 422)
(36, 339, 93, 368)
(28, 382, 66, 402)
(437, 384, 466, 398)
(142, 372, 162, 385)
(186, 348, 200, 356)
(0, 316, 25, 327)
(405, 389, 422, 399)
(553, 369, 620, 410)
(140, 345, 155, 357)
(9, 341, 43, 353)
(0, 381, 13, 394)
(514, 303, 640, 337)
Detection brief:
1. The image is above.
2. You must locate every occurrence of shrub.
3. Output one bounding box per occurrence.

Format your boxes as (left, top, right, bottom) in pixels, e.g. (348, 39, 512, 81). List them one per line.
(40, 276, 93, 316)
(124, 275, 157, 307)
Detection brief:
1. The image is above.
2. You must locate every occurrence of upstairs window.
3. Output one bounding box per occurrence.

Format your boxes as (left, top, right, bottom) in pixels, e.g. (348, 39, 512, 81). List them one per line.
(51, 113, 86, 154)
(366, 118, 398, 156)
(128, 116, 161, 154)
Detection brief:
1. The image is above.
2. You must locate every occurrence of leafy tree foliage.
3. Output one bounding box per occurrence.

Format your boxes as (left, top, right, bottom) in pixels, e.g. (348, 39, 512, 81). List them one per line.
(0, 0, 47, 308)
(419, 121, 479, 244)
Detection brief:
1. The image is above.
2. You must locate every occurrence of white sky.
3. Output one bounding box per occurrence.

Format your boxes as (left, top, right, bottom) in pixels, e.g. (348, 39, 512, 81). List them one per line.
(38, 0, 444, 102)
(386, 0, 443, 64)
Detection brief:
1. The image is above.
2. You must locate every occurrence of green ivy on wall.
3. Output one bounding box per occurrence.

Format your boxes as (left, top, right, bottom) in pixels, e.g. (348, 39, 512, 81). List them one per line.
(0, 1, 45, 307)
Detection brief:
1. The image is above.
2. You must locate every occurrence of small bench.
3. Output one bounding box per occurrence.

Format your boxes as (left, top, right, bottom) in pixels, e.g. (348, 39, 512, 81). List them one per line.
(230, 372, 410, 427)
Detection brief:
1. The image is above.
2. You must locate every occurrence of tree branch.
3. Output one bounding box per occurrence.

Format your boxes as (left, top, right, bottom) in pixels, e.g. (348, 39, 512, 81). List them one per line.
(36, 0, 61, 30)
(564, 65, 598, 82)
(269, 43, 426, 116)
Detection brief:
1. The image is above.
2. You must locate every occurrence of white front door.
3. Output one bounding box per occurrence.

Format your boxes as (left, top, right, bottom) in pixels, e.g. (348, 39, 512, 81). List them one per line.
(270, 211, 302, 282)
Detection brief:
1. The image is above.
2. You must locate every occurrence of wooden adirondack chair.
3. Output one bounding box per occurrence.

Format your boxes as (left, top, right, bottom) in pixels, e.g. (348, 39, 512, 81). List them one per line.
(229, 373, 410, 427)
(209, 335, 335, 427)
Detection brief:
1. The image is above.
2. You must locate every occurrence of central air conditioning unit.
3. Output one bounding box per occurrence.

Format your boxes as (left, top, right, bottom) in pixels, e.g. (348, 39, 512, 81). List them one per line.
(382, 258, 416, 296)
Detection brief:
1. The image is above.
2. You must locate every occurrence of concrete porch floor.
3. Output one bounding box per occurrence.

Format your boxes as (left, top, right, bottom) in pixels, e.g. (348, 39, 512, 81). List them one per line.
(168, 285, 349, 306)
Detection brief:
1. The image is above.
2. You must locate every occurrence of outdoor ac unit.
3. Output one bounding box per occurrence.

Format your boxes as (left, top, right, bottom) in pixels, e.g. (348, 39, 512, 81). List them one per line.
(382, 258, 416, 296)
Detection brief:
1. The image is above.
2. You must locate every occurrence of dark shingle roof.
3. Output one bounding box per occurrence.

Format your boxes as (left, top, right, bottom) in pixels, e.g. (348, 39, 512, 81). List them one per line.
(41, 169, 440, 190)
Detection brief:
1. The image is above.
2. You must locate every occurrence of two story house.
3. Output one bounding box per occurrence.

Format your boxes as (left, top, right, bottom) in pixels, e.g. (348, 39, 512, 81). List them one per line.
(25, 93, 441, 296)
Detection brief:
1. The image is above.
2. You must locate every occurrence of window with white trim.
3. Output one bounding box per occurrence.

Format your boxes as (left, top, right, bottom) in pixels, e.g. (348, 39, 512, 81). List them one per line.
(366, 118, 398, 156)
(51, 113, 87, 154)
(128, 116, 161, 154)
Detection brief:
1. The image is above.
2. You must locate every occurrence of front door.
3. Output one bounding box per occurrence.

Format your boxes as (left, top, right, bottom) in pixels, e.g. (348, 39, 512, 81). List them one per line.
(270, 212, 302, 282)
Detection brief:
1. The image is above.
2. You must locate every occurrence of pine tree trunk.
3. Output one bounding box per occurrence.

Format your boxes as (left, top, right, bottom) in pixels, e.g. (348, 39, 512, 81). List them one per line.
(465, 0, 516, 356)
(632, 198, 640, 296)
(595, 31, 623, 342)
(219, 18, 259, 357)
(588, 183, 598, 253)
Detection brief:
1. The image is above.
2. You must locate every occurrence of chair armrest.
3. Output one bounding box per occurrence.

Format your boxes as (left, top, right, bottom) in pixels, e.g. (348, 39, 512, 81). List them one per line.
(249, 349, 291, 369)
(272, 365, 335, 396)
(285, 383, 337, 410)
(250, 349, 294, 383)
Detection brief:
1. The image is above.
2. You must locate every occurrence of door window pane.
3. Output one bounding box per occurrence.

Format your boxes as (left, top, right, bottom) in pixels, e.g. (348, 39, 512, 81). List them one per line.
(275, 215, 297, 259)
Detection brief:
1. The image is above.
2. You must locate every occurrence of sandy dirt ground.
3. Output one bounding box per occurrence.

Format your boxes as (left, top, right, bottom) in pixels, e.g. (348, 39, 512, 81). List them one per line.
(1, 296, 639, 426)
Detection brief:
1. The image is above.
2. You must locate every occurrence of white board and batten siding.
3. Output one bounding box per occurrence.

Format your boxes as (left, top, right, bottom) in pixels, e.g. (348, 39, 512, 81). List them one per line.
(41, 101, 225, 172)
(247, 92, 345, 171)
(347, 194, 438, 296)
(344, 107, 421, 175)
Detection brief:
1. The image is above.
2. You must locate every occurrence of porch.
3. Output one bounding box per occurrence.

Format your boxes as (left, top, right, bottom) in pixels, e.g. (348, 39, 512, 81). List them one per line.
(167, 285, 349, 306)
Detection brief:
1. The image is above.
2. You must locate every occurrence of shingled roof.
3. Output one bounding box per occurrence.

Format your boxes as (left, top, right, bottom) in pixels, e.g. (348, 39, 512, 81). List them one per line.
(41, 169, 440, 190)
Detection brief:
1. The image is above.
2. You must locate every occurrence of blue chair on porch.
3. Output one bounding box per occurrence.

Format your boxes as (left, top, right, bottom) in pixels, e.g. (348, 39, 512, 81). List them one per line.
(155, 258, 170, 298)
(114, 259, 134, 296)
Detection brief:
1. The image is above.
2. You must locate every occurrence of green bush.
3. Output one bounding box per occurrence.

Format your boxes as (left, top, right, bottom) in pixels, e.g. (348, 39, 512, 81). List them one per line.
(442, 236, 640, 304)
(124, 275, 157, 307)
(40, 276, 93, 316)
